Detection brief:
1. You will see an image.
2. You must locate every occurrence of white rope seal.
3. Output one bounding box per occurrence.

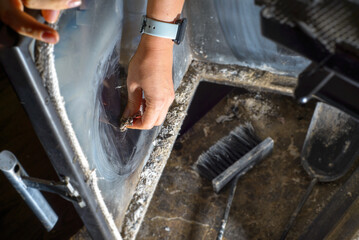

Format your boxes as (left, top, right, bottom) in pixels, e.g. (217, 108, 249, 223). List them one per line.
(35, 22, 122, 240)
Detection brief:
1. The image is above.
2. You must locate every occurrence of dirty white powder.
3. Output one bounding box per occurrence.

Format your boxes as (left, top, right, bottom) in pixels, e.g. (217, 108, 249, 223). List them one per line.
(198, 61, 297, 96)
(121, 64, 201, 240)
(121, 61, 298, 240)
(306, 103, 353, 148)
(240, 97, 276, 121)
(353, 230, 359, 240)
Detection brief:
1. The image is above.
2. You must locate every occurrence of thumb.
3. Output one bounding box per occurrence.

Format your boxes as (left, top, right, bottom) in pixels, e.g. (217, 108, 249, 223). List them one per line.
(42, 10, 60, 24)
(123, 87, 142, 118)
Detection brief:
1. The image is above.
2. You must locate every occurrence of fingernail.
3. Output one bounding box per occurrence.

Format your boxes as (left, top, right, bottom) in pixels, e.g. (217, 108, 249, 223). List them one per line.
(46, 11, 59, 23)
(68, 0, 82, 8)
(41, 31, 57, 44)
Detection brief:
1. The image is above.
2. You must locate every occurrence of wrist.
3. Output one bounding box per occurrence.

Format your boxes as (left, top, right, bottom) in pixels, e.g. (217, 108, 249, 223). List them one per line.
(145, 14, 179, 23)
(138, 34, 174, 52)
(133, 34, 173, 66)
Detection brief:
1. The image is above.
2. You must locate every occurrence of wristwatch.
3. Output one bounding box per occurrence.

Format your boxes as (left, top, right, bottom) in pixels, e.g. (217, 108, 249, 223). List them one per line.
(140, 15, 187, 45)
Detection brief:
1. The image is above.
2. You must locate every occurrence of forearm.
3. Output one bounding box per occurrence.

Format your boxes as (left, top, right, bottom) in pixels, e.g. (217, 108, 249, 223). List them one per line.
(147, 0, 185, 22)
(124, 0, 185, 129)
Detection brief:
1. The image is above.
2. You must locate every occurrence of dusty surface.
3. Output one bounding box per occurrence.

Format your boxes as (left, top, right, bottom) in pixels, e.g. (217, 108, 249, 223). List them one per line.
(121, 63, 201, 240)
(194, 61, 297, 96)
(121, 61, 300, 240)
(136, 89, 351, 240)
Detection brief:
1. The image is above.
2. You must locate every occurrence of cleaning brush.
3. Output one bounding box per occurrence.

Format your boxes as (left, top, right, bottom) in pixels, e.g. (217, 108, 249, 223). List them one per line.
(194, 123, 274, 240)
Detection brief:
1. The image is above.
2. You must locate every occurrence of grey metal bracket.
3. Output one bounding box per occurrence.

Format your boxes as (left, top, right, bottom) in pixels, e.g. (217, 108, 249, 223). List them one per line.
(0, 150, 85, 231)
(22, 176, 86, 208)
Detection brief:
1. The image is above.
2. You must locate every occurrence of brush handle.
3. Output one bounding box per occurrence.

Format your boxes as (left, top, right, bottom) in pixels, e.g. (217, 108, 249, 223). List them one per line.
(280, 178, 318, 240)
(213, 137, 274, 193)
(216, 174, 241, 240)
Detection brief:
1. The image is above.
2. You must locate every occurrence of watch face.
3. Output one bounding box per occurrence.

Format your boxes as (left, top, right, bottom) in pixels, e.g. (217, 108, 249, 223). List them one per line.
(174, 18, 187, 45)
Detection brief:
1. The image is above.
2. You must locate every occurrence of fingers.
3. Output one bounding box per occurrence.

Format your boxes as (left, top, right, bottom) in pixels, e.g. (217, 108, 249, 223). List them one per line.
(131, 104, 163, 130)
(23, 0, 82, 10)
(154, 93, 174, 126)
(0, 0, 79, 44)
(123, 87, 143, 118)
(154, 108, 169, 126)
(130, 92, 174, 130)
(2, 8, 59, 43)
(123, 48, 174, 130)
(42, 10, 60, 24)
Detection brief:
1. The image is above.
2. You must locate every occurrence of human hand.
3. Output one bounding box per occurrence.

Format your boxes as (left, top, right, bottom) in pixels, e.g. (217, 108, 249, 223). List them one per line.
(123, 34, 175, 130)
(0, 0, 82, 44)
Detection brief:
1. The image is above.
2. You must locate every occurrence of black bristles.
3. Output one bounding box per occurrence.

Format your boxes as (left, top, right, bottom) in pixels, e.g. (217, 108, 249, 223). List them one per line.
(194, 123, 261, 181)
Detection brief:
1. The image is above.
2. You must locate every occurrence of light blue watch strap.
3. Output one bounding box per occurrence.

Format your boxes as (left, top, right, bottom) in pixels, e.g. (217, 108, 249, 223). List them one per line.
(141, 16, 179, 40)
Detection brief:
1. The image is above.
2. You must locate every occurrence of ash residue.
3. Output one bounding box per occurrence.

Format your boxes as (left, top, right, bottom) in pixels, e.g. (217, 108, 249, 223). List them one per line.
(238, 94, 278, 121)
(216, 93, 279, 125)
(121, 63, 202, 240)
(308, 103, 355, 147)
(120, 61, 300, 240)
(136, 80, 324, 240)
(196, 61, 297, 96)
